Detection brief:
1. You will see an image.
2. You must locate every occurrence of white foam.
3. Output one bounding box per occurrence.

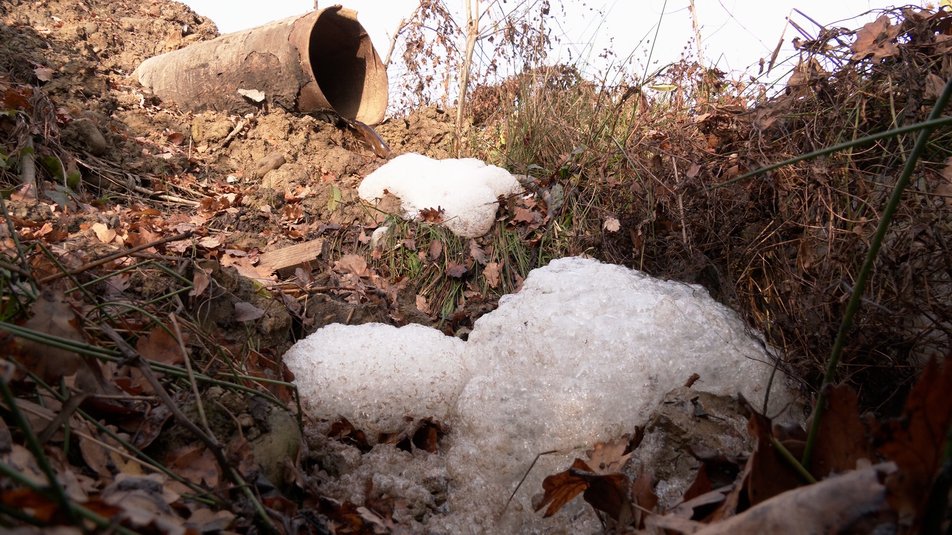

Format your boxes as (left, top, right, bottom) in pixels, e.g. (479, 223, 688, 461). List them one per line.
(283, 257, 797, 531)
(357, 153, 523, 238)
(283, 323, 467, 435)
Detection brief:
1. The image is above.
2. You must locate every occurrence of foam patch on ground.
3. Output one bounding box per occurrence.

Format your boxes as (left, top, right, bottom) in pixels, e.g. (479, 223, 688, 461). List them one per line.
(357, 152, 523, 238)
(285, 323, 467, 435)
(283, 257, 797, 531)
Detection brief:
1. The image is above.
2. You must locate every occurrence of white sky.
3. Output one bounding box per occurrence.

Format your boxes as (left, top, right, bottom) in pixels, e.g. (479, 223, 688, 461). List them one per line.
(181, 0, 912, 108)
(182, 1, 905, 72)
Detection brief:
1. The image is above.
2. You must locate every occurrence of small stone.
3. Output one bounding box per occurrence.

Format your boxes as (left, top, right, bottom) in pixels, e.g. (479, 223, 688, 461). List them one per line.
(65, 118, 108, 156)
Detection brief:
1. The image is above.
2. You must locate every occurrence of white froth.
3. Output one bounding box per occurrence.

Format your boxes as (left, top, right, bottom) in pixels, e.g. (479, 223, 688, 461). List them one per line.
(357, 152, 523, 238)
(283, 257, 797, 532)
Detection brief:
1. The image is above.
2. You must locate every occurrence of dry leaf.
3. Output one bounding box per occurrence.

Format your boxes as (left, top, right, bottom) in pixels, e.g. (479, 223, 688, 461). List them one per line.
(809, 383, 870, 477)
(234, 301, 265, 322)
(419, 206, 444, 223)
(167, 444, 219, 487)
(17, 290, 84, 383)
(469, 240, 488, 265)
(190, 268, 211, 297)
(136, 325, 184, 366)
(197, 235, 221, 249)
(334, 254, 370, 277)
(536, 458, 592, 517)
(851, 15, 901, 62)
(745, 410, 802, 507)
(483, 261, 501, 288)
(428, 239, 443, 261)
(876, 358, 952, 523)
(33, 66, 54, 82)
(603, 217, 621, 232)
(415, 294, 431, 315)
(536, 436, 634, 519)
(445, 263, 467, 279)
(90, 222, 116, 244)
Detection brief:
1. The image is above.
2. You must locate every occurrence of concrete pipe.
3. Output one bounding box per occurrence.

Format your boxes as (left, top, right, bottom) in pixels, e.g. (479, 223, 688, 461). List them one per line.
(132, 6, 388, 124)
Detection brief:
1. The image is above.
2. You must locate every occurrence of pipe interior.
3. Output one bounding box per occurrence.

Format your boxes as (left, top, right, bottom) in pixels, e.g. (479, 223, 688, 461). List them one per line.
(309, 11, 387, 122)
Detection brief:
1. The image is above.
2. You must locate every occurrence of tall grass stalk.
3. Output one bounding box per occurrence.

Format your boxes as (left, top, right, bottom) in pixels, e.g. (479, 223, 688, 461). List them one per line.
(800, 75, 952, 468)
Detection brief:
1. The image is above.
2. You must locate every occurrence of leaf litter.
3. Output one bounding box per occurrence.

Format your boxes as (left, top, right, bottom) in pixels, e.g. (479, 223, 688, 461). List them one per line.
(0, 0, 949, 533)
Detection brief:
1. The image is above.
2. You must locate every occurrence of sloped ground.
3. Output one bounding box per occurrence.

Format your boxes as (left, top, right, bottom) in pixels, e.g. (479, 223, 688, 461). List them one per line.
(0, 0, 950, 532)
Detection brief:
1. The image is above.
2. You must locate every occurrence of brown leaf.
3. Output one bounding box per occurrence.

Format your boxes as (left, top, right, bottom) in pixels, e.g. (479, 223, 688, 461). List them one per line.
(587, 435, 633, 474)
(33, 66, 54, 82)
(445, 263, 468, 279)
(582, 471, 631, 521)
(17, 290, 84, 383)
(329, 417, 371, 452)
(234, 301, 265, 322)
(101, 473, 181, 529)
(190, 267, 211, 297)
(686, 163, 702, 178)
(876, 358, 952, 522)
(419, 206, 444, 223)
(167, 444, 219, 487)
(536, 458, 591, 517)
(428, 239, 443, 261)
(334, 254, 370, 277)
(512, 206, 538, 224)
(90, 222, 116, 244)
(3, 85, 33, 111)
(483, 261, 501, 288)
(809, 383, 870, 477)
(745, 410, 803, 507)
(136, 325, 183, 366)
(186, 508, 236, 533)
(851, 15, 901, 62)
(415, 294, 431, 315)
(469, 239, 488, 265)
(412, 418, 447, 453)
(632, 467, 658, 527)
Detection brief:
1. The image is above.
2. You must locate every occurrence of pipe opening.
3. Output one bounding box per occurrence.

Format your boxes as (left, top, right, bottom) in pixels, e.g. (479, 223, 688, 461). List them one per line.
(309, 10, 387, 123)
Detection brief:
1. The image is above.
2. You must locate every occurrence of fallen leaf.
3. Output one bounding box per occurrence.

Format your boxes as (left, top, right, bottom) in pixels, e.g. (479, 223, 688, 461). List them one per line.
(483, 261, 501, 288)
(603, 217, 621, 232)
(17, 290, 84, 383)
(536, 436, 634, 519)
(851, 15, 901, 63)
(167, 444, 219, 487)
(809, 383, 870, 477)
(875, 358, 952, 524)
(632, 467, 658, 528)
(428, 239, 443, 261)
(536, 458, 591, 517)
(334, 254, 370, 277)
(419, 206, 444, 223)
(512, 206, 538, 224)
(469, 240, 488, 265)
(234, 301, 265, 322)
(745, 410, 803, 507)
(445, 263, 467, 279)
(136, 325, 184, 366)
(101, 473, 181, 529)
(33, 66, 54, 82)
(197, 235, 221, 249)
(91, 223, 117, 244)
(415, 294, 431, 315)
(190, 267, 211, 297)
(237, 88, 266, 102)
(166, 131, 185, 145)
(186, 508, 235, 533)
